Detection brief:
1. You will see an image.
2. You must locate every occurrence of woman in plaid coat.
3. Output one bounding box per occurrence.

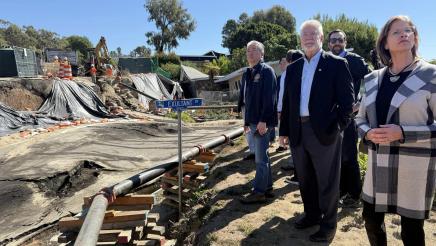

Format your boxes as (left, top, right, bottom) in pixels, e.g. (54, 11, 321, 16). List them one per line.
(356, 15, 435, 246)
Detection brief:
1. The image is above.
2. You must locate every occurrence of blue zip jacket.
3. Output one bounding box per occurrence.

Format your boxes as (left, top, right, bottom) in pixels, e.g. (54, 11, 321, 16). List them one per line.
(243, 61, 278, 127)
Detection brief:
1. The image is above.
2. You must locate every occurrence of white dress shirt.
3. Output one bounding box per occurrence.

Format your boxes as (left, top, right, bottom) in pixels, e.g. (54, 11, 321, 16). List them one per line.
(300, 50, 322, 116)
(277, 70, 286, 112)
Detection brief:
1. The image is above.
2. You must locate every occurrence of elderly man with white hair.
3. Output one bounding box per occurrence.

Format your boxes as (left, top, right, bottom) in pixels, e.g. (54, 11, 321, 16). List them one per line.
(279, 20, 354, 242)
(240, 40, 278, 204)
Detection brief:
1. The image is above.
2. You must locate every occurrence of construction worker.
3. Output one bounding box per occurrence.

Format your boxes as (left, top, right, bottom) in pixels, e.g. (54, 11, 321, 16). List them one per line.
(52, 55, 59, 64)
(105, 64, 113, 78)
(89, 64, 97, 84)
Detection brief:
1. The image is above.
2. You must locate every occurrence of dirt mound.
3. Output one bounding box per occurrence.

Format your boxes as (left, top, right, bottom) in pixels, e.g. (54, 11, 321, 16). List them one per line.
(0, 85, 44, 111)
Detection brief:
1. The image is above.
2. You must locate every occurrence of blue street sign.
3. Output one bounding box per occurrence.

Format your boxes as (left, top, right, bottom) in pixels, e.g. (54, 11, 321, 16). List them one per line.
(155, 98, 203, 110)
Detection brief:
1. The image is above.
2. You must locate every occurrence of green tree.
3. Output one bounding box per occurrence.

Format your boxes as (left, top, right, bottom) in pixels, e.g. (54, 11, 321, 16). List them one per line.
(23, 26, 63, 52)
(154, 52, 180, 65)
(429, 59, 436, 65)
(116, 47, 122, 56)
(132, 45, 151, 57)
(63, 35, 93, 63)
(204, 61, 220, 81)
(215, 56, 231, 75)
(144, 0, 196, 52)
(2, 24, 33, 48)
(222, 6, 298, 66)
(0, 19, 9, 47)
(229, 47, 247, 71)
(110, 50, 118, 57)
(315, 14, 378, 62)
(223, 21, 297, 61)
(252, 5, 296, 32)
(160, 62, 180, 79)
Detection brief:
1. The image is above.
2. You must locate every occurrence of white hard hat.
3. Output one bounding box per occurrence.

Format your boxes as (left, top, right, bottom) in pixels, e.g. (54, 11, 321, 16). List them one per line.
(54, 56, 58, 59)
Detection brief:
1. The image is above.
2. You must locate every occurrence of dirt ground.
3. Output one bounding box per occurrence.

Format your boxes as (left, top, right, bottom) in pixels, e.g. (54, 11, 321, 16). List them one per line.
(0, 84, 44, 110)
(183, 137, 436, 246)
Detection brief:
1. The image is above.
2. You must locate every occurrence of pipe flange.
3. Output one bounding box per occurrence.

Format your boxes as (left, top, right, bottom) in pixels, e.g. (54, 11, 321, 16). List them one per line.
(221, 134, 231, 143)
(195, 144, 206, 153)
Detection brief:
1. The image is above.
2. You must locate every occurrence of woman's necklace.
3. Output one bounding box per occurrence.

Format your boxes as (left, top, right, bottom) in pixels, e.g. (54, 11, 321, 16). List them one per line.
(388, 59, 417, 82)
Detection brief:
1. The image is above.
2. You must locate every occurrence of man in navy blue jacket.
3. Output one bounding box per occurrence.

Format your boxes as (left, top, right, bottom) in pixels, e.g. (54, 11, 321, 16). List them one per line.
(240, 40, 278, 204)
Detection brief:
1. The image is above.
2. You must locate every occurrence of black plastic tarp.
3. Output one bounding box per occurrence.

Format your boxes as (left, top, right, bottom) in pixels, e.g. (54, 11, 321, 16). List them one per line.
(38, 79, 110, 119)
(0, 102, 55, 136)
(1, 79, 112, 137)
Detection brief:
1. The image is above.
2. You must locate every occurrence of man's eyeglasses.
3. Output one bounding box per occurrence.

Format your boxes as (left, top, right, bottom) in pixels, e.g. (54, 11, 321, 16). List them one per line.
(329, 38, 345, 44)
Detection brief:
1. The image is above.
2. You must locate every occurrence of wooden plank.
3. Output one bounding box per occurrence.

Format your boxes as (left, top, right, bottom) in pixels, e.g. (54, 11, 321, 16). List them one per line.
(107, 204, 152, 211)
(58, 217, 83, 232)
(103, 210, 147, 223)
(59, 211, 147, 231)
(117, 229, 132, 244)
(84, 195, 155, 207)
(133, 240, 157, 246)
(132, 226, 144, 240)
(161, 176, 199, 189)
(101, 220, 147, 230)
(96, 241, 117, 246)
(98, 229, 122, 242)
(146, 234, 166, 246)
(146, 222, 157, 229)
(105, 210, 117, 218)
(195, 175, 207, 182)
(183, 159, 196, 164)
(162, 185, 192, 198)
(147, 213, 160, 224)
(183, 172, 199, 182)
(148, 225, 165, 236)
(197, 152, 215, 162)
(182, 163, 209, 173)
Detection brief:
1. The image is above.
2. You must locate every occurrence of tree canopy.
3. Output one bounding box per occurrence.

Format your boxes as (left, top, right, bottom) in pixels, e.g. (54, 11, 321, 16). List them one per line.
(315, 14, 378, 62)
(130, 45, 151, 57)
(222, 6, 298, 64)
(0, 19, 95, 64)
(144, 0, 196, 52)
(251, 5, 296, 33)
(64, 35, 93, 63)
(0, 19, 65, 53)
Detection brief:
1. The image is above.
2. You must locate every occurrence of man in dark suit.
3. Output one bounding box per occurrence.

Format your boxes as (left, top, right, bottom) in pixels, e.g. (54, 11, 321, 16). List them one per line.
(327, 29, 371, 208)
(279, 20, 354, 243)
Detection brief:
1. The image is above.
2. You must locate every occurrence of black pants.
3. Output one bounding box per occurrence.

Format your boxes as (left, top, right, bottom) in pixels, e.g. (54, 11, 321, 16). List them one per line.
(340, 120, 361, 199)
(362, 201, 425, 246)
(291, 121, 342, 230)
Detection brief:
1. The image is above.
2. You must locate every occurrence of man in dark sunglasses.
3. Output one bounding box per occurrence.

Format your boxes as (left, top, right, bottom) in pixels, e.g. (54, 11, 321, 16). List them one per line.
(328, 29, 371, 208)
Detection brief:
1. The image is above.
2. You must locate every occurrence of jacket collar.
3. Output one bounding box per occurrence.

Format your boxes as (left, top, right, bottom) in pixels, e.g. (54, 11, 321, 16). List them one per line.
(364, 59, 427, 124)
(385, 59, 427, 122)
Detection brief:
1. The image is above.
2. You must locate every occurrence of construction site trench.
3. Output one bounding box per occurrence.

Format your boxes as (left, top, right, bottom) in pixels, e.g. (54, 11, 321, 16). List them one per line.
(0, 76, 241, 245)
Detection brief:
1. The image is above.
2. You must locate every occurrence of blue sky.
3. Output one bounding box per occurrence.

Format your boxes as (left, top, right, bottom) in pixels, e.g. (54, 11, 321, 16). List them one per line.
(1, 0, 435, 60)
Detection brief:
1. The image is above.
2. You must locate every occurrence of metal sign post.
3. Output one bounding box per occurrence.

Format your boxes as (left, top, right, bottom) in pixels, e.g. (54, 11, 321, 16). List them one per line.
(177, 108, 182, 217)
(155, 98, 203, 219)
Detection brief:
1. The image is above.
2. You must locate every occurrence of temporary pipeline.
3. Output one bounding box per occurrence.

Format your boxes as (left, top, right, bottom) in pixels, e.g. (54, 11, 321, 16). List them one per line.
(74, 127, 244, 246)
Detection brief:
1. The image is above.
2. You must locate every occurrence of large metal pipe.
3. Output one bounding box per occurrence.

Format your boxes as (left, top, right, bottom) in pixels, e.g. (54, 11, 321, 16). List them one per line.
(74, 127, 244, 246)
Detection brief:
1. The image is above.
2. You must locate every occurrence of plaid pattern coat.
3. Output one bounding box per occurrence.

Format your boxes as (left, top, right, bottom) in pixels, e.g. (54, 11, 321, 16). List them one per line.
(356, 60, 436, 219)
